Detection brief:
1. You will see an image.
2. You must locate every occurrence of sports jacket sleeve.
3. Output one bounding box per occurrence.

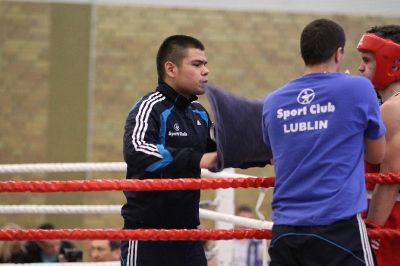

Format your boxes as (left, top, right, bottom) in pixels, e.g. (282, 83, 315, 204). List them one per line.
(123, 95, 215, 178)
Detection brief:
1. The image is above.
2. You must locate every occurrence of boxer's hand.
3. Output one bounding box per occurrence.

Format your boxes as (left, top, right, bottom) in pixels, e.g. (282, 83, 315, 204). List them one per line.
(200, 152, 217, 169)
(365, 219, 382, 252)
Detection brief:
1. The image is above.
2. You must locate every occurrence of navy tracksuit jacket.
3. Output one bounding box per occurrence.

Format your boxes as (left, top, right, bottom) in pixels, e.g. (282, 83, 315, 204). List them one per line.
(122, 79, 216, 229)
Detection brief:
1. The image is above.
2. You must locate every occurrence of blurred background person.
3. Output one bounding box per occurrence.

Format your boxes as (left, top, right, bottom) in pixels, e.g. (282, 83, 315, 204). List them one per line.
(0, 222, 27, 263)
(232, 205, 263, 266)
(58, 248, 83, 263)
(198, 225, 216, 266)
(23, 223, 77, 263)
(90, 240, 121, 262)
(203, 240, 216, 266)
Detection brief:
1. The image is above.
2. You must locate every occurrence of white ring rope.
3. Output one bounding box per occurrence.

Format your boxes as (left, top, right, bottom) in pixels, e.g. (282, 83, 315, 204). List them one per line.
(0, 162, 272, 265)
(0, 163, 272, 228)
(0, 205, 273, 230)
(2, 262, 119, 266)
(200, 209, 273, 229)
(0, 205, 121, 214)
(0, 162, 273, 227)
(0, 163, 253, 179)
(0, 163, 127, 173)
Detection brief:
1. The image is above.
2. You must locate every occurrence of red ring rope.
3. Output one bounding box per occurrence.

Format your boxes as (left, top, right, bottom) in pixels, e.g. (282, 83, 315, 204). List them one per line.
(1, 173, 399, 242)
(0, 228, 271, 241)
(1, 228, 398, 242)
(0, 177, 275, 192)
(365, 172, 400, 184)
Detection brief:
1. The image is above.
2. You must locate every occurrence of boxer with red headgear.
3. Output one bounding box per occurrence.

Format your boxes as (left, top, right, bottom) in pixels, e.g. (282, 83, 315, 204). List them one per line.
(357, 31, 400, 91)
(357, 25, 400, 266)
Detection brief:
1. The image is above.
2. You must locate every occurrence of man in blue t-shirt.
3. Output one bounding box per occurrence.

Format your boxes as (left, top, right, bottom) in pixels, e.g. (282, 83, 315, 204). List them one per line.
(262, 18, 386, 266)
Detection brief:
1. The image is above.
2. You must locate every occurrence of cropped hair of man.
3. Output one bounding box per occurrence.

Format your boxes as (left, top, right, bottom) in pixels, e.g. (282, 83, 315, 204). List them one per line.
(367, 25, 400, 42)
(262, 18, 385, 266)
(156, 36, 205, 80)
(300, 19, 345, 66)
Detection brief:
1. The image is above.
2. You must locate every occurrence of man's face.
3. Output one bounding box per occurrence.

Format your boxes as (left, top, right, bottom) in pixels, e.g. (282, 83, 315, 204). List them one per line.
(358, 51, 376, 81)
(90, 240, 120, 262)
(236, 211, 254, 229)
(172, 48, 209, 99)
(37, 240, 61, 256)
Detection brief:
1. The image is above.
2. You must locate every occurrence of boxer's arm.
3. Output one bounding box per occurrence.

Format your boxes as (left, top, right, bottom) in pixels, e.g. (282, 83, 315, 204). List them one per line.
(364, 136, 385, 165)
(367, 100, 400, 226)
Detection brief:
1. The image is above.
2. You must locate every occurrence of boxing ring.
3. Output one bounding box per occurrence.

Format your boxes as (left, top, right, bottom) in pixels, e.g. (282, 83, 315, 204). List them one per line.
(0, 162, 274, 266)
(1, 162, 400, 265)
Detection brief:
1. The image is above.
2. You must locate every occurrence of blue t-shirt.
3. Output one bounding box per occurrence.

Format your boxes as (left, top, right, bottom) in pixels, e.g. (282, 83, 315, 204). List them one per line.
(262, 73, 386, 226)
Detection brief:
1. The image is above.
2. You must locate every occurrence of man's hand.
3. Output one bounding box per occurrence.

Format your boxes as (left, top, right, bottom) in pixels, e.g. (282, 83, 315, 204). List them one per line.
(58, 254, 67, 263)
(200, 152, 217, 169)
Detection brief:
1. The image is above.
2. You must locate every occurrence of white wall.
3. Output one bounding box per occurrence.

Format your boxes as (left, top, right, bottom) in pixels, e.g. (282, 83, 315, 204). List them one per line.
(8, 0, 400, 17)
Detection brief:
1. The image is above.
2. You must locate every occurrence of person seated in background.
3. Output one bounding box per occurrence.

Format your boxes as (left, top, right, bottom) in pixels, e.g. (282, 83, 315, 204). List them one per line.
(232, 205, 263, 266)
(203, 240, 216, 266)
(58, 246, 83, 263)
(90, 240, 121, 262)
(0, 222, 27, 263)
(198, 225, 216, 266)
(23, 223, 77, 263)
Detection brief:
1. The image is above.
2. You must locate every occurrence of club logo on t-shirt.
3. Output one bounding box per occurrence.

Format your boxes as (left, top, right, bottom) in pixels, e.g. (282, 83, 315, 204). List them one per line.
(297, 88, 315, 104)
(276, 88, 336, 133)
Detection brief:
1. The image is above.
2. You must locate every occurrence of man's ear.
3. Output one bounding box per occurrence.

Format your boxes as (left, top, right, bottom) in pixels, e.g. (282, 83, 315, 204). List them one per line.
(334, 47, 344, 63)
(165, 61, 176, 78)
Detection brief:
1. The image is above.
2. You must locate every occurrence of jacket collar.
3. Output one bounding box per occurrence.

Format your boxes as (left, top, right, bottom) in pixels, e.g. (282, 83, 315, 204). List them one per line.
(156, 78, 198, 108)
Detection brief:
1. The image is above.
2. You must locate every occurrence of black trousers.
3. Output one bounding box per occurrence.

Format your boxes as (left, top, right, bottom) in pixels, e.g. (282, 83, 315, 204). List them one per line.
(121, 239, 206, 266)
(269, 214, 377, 266)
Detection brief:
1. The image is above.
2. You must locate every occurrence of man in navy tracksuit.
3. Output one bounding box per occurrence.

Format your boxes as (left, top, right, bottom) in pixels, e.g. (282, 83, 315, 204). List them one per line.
(121, 35, 217, 266)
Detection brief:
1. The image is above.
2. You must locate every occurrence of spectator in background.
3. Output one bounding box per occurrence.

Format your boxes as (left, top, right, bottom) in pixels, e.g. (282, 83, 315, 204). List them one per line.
(90, 240, 121, 262)
(0, 222, 27, 263)
(232, 205, 263, 266)
(203, 240, 216, 266)
(198, 225, 216, 266)
(23, 223, 76, 263)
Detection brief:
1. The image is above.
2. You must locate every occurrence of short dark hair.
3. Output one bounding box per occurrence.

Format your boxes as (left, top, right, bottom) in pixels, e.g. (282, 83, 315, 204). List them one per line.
(366, 25, 400, 44)
(300, 19, 346, 66)
(156, 35, 205, 79)
(236, 205, 253, 214)
(38, 223, 56, 230)
(109, 240, 121, 251)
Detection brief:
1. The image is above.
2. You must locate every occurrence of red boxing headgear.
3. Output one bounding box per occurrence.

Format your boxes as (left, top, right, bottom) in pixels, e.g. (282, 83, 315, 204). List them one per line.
(357, 33, 400, 91)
